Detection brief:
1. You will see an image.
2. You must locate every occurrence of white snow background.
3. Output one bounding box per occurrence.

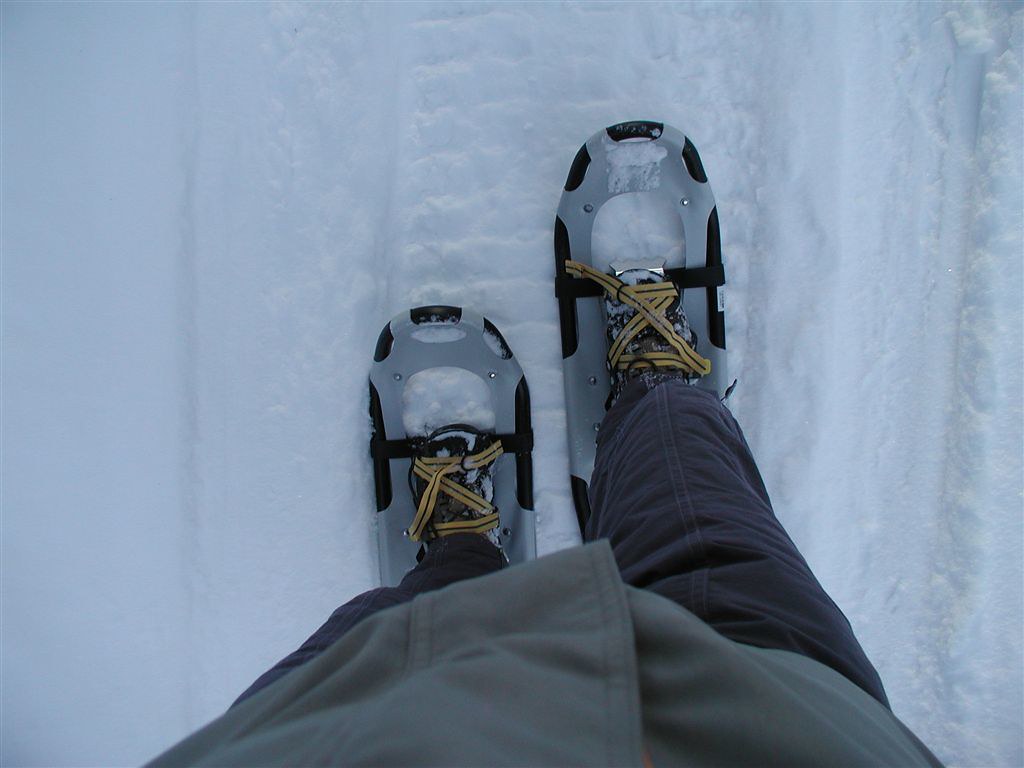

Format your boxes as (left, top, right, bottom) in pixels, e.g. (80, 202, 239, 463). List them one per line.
(2, 2, 1021, 765)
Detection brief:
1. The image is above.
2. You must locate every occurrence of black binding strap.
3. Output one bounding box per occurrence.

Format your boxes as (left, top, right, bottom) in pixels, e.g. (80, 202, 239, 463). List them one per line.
(371, 431, 534, 460)
(555, 264, 725, 299)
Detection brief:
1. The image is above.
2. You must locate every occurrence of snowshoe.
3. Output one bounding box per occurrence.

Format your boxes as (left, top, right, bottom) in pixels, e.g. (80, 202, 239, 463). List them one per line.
(369, 306, 536, 587)
(554, 121, 730, 534)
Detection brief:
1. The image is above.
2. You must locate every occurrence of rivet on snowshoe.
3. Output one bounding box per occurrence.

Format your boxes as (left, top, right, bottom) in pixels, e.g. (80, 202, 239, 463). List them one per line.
(593, 423, 601, 432)
(588, 376, 597, 385)
(502, 527, 511, 537)
(488, 371, 497, 379)
(680, 198, 689, 206)
(583, 203, 594, 213)
(393, 373, 402, 381)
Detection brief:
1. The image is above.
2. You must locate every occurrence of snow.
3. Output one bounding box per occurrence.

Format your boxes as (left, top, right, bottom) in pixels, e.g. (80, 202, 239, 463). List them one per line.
(605, 135, 670, 193)
(593, 192, 685, 272)
(2, 2, 1021, 766)
(410, 323, 468, 343)
(401, 365, 496, 436)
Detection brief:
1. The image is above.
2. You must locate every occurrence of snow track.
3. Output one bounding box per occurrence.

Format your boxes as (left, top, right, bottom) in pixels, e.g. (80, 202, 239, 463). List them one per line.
(3, 3, 1021, 765)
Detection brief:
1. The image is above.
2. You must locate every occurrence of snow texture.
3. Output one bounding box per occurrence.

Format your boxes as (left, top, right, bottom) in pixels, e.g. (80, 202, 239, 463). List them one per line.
(401, 366, 496, 436)
(605, 134, 669, 193)
(593, 192, 685, 272)
(410, 324, 467, 343)
(2, 2, 1021, 766)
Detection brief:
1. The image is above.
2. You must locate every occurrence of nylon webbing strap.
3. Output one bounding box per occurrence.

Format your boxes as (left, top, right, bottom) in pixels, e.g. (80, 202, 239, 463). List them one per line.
(555, 264, 724, 299)
(563, 260, 711, 376)
(407, 440, 503, 542)
(371, 431, 532, 460)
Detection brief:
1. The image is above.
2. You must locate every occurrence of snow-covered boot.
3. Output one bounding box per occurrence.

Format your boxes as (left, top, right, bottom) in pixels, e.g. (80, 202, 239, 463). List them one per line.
(563, 259, 710, 407)
(602, 264, 703, 405)
(406, 424, 503, 548)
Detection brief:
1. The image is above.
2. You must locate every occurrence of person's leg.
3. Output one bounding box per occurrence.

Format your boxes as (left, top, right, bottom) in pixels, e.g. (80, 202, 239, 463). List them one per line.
(587, 377, 890, 707)
(232, 533, 504, 706)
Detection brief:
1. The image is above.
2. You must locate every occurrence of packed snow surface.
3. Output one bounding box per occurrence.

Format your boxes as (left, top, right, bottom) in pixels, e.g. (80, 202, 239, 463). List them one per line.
(605, 135, 670, 192)
(409, 323, 467, 343)
(3, 2, 1021, 766)
(401, 365, 496, 436)
(593, 193, 686, 272)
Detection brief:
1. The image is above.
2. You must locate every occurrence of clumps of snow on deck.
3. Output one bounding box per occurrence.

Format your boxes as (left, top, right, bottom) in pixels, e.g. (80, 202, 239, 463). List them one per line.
(605, 136, 668, 193)
(401, 366, 495, 436)
(411, 324, 467, 343)
(483, 327, 512, 359)
(591, 192, 685, 273)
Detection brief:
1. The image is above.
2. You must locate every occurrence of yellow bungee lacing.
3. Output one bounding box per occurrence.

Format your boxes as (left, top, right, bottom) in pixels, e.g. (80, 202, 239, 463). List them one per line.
(564, 260, 711, 376)
(407, 439, 503, 542)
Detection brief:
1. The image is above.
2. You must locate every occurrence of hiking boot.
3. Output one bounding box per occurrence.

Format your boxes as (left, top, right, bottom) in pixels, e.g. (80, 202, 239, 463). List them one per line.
(603, 266, 701, 405)
(407, 424, 502, 547)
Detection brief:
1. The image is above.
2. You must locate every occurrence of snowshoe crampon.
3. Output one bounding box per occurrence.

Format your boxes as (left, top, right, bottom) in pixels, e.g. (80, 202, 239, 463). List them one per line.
(554, 121, 729, 534)
(369, 306, 536, 587)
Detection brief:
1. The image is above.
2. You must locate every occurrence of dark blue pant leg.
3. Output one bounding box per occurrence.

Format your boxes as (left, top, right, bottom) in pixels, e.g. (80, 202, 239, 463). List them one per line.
(588, 378, 890, 707)
(232, 533, 504, 706)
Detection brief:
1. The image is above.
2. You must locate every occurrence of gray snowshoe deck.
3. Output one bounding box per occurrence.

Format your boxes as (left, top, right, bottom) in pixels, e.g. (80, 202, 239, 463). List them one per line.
(369, 306, 536, 587)
(554, 121, 728, 534)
